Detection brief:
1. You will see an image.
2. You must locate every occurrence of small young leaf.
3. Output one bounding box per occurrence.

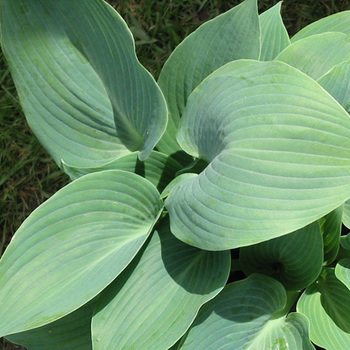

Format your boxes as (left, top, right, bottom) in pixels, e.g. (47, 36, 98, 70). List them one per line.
(276, 32, 350, 80)
(292, 11, 350, 42)
(239, 222, 323, 290)
(157, 0, 260, 155)
(6, 300, 96, 350)
(1, 0, 167, 167)
(259, 2, 290, 61)
(178, 274, 315, 350)
(0, 171, 163, 337)
(166, 59, 350, 250)
(92, 218, 230, 350)
(298, 268, 350, 350)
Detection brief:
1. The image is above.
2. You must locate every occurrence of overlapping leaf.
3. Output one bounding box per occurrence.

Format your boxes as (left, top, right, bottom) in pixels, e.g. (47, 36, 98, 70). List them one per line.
(0, 0, 167, 168)
(276, 32, 350, 80)
(239, 222, 323, 290)
(92, 219, 230, 350)
(156, 0, 260, 155)
(6, 300, 96, 350)
(166, 59, 350, 250)
(178, 274, 315, 349)
(298, 268, 350, 350)
(259, 2, 290, 61)
(0, 171, 163, 336)
(292, 11, 350, 42)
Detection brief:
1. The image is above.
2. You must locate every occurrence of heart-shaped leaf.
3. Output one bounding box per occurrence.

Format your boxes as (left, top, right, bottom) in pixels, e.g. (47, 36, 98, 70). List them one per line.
(92, 218, 230, 350)
(259, 2, 290, 61)
(276, 32, 350, 80)
(0, 171, 163, 337)
(178, 274, 315, 350)
(166, 59, 350, 250)
(6, 300, 96, 350)
(156, 0, 260, 155)
(297, 268, 350, 350)
(239, 222, 323, 290)
(292, 11, 350, 42)
(1, 0, 167, 167)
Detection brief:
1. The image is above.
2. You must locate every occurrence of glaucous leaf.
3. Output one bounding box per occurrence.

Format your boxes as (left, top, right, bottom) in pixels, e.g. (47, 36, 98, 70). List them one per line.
(343, 200, 350, 229)
(92, 218, 230, 350)
(178, 274, 315, 350)
(239, 222, 323, 290)
(62, 151, 182, 192)
(166, 59, 350, 250)
(292, 11, 350, 42)
(0, 171, 163, 337)
(297, 268, 350, 350)
(156, 0, 260, 155)
(259, 2, 290, 61)
(319, 206, 343, 265)
(1, 0, 167, 167)
(335, 258, 350, 291)
(6, 300, 95, 350)
(276, 32, 350, 80)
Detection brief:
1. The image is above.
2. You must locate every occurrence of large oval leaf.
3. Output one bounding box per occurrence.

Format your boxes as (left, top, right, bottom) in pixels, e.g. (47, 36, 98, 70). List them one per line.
(0, 171, 163, 337)
(276, 32, 350, 80)
(6, 300, 96, 350)
(259, 2, 290, 61)
(291, 11, 350, 42)
(239, 222, 323, 290)
(156, 0, 260, 155)
(178, 274, 315, 350)
(297, 268, 350, 350)
(92, 218, 230, 350)
(166, 59, 350, 250)
(1, 0, 167, 167)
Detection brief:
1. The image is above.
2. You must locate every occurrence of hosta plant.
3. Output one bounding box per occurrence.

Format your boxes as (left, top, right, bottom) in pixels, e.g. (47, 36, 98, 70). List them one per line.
(1, 0, 350, 349)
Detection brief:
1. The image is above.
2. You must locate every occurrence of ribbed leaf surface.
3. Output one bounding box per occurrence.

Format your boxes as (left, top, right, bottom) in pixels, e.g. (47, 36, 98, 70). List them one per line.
(156, 0, 260, 155)
(239, 222, 323, 290)
(166, 59, 350, 250)
(92, 219, 230, 350)
(6, 300, 95, 350)
(1, 0, 167, 167)
(276, 32, 350, 80)
(292, 11, 350, 42)
(0, 171, 163, 336)
(178, 274, 314, 350)
(259, 2, 290, 61)
(298, 268, 350, 350)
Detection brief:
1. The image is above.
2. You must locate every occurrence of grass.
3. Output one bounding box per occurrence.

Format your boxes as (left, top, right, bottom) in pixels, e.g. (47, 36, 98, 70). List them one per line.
(0, 0, 349, 349)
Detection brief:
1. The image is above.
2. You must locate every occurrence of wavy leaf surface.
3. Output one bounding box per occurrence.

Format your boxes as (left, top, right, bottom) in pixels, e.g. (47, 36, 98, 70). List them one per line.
(178, 274, 314, 350)
(1, 0, 167, 167)
(92, 219, 230, 350)
(0, 171, 163, 336)
(166, 59, 350, 250)
(157, 0, 260, 155)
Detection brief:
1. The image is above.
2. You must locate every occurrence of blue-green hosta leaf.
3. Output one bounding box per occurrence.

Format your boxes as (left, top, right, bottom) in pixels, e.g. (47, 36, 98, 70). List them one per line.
(292, 11, 350, 42)
(319, 206, 343, 265)
(276, 32, 350, 80)
(335, 258, 350, 291)
(6, 300, 96, 350)
(343, 201, 350, 229)
(318, 60, 350, 114)
(0, 0, 167, 167)
(239, 222, 323, 290)
(178, 274, 315, 350)
(166, 59, 350, 250)
(297, 268, 350, 350)
(92, 219, 230, 350)
(0, 171, 163, 337)
(62, 151, 182, 192)
(259, 2, 290, 61)
(156, 0, 260, 155)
